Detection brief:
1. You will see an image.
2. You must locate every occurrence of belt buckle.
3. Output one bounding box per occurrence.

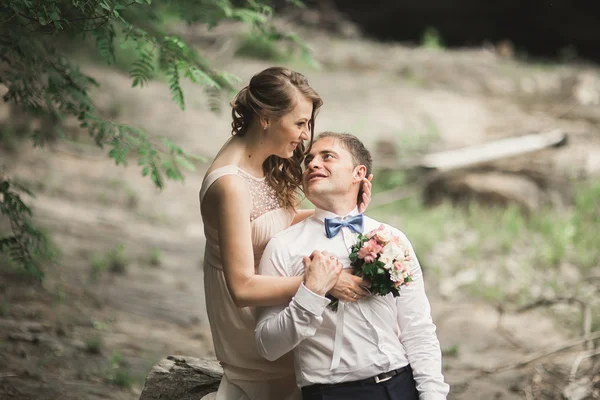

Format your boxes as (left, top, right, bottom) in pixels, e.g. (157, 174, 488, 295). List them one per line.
(374, 374, 392, 383)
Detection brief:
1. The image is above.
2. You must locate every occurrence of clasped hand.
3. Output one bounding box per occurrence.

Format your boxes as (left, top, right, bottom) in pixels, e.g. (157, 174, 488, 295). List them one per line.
(303, 250, 371, 301)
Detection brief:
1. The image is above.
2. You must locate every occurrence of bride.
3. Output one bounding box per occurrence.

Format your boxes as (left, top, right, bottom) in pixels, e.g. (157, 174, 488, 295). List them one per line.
(199, 67, 372, 399)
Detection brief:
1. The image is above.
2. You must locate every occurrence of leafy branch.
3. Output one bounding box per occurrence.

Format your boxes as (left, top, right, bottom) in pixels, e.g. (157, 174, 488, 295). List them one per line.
(0, 179, 57, 280)
(0, 0, 309, 277)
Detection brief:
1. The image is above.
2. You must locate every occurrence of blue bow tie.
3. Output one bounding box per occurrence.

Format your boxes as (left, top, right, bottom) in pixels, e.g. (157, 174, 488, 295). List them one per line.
(324, 214, 364, 238)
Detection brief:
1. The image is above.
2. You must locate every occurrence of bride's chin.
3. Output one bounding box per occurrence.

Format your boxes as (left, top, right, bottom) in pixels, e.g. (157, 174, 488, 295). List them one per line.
(274, 150, 292, 159)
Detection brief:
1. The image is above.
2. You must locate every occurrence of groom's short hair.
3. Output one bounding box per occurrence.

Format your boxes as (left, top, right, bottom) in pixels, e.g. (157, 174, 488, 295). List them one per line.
(316, 132, 373, 176)
(315, 132, 373, 203)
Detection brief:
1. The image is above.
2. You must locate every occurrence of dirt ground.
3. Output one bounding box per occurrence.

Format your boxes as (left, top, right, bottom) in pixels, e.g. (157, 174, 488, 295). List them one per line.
(1, 22, 600, 399)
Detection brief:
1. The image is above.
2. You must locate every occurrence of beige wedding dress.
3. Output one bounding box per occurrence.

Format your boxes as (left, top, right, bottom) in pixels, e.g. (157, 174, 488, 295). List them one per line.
(199, 165, 300, 400)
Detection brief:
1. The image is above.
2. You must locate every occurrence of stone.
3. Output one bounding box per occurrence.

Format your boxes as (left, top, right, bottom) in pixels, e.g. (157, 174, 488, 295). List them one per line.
(139, 355, 221, 400)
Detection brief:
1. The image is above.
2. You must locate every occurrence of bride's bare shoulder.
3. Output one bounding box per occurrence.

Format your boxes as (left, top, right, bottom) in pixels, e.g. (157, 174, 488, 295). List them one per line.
(204, 139, 243, 176)
(201, 138, 251, 206)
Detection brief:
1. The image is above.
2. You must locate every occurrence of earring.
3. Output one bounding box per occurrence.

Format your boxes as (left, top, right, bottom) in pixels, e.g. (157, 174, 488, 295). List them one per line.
(263, 125, 268, 131)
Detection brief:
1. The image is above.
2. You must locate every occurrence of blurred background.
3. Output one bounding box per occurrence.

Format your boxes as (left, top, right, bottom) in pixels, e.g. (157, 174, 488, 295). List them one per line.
(1, 0, 599, 399)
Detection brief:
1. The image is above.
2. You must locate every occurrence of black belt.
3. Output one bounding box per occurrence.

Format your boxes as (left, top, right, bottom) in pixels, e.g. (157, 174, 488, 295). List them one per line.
(302, 365, 411, 394)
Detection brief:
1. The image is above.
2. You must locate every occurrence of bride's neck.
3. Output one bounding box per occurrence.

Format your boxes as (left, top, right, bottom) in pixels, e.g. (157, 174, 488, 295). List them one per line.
(234, 129, 273, 177)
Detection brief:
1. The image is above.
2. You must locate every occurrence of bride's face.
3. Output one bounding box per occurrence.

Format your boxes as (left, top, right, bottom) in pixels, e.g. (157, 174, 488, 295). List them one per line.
(264, 95, 312, 159)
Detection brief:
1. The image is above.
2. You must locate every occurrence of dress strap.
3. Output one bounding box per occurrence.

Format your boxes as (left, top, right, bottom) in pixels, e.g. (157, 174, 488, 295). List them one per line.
(199, 165, 241, 204)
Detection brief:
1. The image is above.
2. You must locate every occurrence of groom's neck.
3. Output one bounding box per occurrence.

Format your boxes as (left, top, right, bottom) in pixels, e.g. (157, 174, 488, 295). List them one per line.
(312, 197, 357, 217)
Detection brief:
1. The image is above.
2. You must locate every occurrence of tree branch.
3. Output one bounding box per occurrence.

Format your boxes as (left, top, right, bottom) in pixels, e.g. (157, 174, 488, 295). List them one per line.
(483, 330, 600, 374)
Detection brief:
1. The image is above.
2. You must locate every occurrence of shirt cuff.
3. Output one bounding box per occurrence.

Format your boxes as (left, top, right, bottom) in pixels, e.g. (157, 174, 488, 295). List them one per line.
(293, 283, 331, 316)
(419, 393, 447, 400)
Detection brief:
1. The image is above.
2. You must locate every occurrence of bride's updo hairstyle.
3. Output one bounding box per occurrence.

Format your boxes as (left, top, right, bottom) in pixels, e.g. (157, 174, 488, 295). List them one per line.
(230, 66, 323, 208)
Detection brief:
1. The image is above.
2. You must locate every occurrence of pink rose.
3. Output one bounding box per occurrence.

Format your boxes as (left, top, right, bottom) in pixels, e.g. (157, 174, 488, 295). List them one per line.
(357, 239, 383, 264)
(357, 245, 369, 260)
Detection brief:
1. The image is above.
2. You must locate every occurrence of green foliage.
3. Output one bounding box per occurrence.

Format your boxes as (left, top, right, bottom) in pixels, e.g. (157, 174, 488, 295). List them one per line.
(90, 244, 128, 281)
(85, 335, 104, 354)
(0, 179, 57, 280)
(106, 351, 134, 388)
(420, 27, 444, 50)
(442, 344, 459, 357)
(148, 248, 162, 267)
(236, 32, 286, 61)
(0, 127, 21, 152)
(0, 299, 9, 317)
(0, 0, 308, 276)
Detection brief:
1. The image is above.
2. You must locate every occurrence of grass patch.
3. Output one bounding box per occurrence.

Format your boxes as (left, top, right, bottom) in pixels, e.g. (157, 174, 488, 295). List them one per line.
(442, 344, 459, 357)
(371, 171, 600, 331)
(369, 168, 457, 260)
(0, 299, 10, 317)
(105, 351, 135, 389)
(148, 248, 162, 267)
(90, 244, 129, 281)
(85, 335, 104, 354)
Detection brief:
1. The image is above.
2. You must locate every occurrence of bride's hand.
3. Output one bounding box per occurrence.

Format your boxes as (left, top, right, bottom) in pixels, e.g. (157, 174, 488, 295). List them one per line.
(329, 269, 371, 303)
(357, 174, 373, 214)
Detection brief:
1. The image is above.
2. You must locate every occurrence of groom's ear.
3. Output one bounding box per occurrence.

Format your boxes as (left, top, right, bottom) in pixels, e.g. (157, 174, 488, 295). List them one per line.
(352, 165, 367, 183)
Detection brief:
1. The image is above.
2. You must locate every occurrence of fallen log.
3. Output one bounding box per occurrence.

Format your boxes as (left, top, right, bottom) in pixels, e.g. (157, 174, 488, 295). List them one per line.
(418, 129, 567, 172)
(139, 355, 221, 400)
(385, 130, 575, 211)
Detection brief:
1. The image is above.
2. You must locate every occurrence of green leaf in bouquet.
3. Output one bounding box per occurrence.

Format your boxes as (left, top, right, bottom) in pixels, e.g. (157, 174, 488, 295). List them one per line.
(363, 263, 375, 275)
(326, 294, 339, 312)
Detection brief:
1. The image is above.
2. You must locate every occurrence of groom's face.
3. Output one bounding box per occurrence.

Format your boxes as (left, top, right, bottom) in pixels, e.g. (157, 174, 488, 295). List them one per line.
(302, 137, 358, 201)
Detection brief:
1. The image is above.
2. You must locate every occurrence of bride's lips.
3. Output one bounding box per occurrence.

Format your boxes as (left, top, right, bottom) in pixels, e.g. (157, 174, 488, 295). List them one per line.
(291, 141, 300, 149)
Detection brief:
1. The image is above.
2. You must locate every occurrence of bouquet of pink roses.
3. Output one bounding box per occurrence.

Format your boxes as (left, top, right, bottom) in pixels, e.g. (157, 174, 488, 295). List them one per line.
(328, 224, 413, 311)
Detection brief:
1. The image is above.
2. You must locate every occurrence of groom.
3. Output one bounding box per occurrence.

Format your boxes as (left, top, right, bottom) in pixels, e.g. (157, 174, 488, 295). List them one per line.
(255, 132, 449, 400)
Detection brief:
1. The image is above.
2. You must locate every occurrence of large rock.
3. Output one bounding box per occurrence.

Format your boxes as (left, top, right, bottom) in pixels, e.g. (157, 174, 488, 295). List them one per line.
(139, 356, 221, 400)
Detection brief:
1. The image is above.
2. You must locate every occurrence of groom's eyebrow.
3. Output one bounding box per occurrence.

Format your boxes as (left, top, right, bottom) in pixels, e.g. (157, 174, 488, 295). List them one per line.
(320, 149, 338, 158)
(304, 149, 339, 167)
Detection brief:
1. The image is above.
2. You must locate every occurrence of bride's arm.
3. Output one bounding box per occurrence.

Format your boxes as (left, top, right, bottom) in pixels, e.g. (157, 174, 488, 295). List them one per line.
(211, 174, 373, 308)
(291, 209, 314, 225)
(214, 176, 303, 308)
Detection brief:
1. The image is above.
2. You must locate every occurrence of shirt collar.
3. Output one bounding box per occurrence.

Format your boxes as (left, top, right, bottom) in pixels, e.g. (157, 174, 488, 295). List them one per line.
(313, 206, 360, 223)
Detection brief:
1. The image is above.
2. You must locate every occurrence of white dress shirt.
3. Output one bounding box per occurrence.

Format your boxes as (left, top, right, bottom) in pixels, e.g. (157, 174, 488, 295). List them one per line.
(255, 208, 449, 400)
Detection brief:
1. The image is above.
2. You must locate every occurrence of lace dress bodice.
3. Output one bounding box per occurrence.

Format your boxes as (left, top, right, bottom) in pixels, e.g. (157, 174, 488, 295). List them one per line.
(239, 169, 283, 222)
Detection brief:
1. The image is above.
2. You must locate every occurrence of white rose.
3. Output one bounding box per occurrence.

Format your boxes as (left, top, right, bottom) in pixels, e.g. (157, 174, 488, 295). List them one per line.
(382, 242, 404, 261)
(390, 268, 402, 282)
(375, 226, 392, 243)
(379, 254, 394, 269)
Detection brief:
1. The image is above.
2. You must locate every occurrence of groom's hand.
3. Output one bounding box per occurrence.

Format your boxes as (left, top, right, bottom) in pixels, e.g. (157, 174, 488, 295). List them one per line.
(329, 270, 371, 303)
(303, 251, 342, 296)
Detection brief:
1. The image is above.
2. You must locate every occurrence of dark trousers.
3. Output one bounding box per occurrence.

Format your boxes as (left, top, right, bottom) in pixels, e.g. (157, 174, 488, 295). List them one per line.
(301, 367, 419, 400)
